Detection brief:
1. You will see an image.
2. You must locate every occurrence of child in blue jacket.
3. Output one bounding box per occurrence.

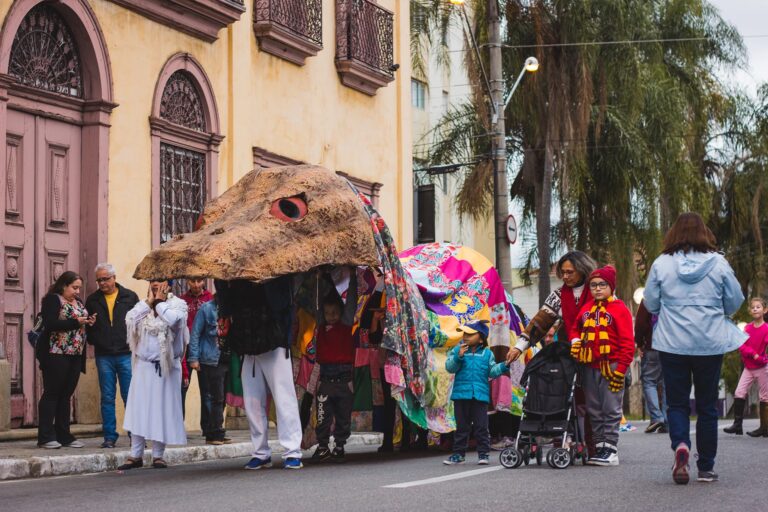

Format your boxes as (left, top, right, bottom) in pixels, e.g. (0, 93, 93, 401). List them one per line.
(444, 320, 507, 465)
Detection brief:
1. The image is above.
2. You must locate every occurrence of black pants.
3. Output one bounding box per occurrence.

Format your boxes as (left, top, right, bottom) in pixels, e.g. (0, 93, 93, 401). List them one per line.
(200, 362, 229, 441)
(37, 354, 81, 445)
(453, 399, 490, 456)
(181, 364, 210, 434)
(315, 379, 353, 447)
(489, 411, 520, 439)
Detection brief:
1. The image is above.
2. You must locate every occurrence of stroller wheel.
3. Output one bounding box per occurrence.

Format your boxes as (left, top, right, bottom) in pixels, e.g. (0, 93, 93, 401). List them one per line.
(499, 448, 523, 469)
(535, 444, 543, 466)
(522, 445, 530, 466)
(549, 447, 571, 469)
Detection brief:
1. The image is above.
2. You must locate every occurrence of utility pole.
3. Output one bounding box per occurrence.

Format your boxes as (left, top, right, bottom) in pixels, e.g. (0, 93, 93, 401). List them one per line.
(487, 0, 512, 295)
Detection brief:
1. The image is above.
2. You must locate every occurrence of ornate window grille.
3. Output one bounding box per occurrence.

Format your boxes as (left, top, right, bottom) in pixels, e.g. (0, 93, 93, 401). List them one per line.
(9, 5, 83, 98)
(159, 71, 206, 132)
(159, 143, 206, 245)
(335, 0, 394, 95)
(255, 0, 323, 46)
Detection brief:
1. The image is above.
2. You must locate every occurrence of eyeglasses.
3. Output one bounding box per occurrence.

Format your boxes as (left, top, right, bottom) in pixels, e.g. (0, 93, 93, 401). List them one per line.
(589, 281, 610, 290)
(96, 276, 115, 283)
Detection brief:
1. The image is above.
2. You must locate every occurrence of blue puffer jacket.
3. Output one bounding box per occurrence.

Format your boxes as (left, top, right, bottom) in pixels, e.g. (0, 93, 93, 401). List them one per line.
(446, 345, 507, 402)
(188, 299, 220, 366)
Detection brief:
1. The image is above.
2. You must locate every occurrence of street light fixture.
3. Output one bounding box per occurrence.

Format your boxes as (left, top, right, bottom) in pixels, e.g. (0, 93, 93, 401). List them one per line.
(500, 56, 539, 116)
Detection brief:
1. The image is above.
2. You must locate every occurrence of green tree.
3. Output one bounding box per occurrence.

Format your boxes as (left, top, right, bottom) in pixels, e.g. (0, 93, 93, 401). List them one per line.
(421, 0, 744, 304)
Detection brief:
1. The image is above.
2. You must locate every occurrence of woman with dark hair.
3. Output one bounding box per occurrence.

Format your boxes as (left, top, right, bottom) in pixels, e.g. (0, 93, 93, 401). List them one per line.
(505, 251, 599, 455)
(506, 251, 598, 362)
(37, 271, 95, 449)
(644, 212, 746, 485)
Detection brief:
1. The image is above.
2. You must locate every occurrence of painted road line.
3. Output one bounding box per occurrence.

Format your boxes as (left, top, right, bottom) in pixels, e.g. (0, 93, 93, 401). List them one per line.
(383, 466, 503, 488)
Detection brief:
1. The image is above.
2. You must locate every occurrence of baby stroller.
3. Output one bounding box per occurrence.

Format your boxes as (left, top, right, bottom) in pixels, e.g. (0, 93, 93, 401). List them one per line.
(500, 342, 586, 469)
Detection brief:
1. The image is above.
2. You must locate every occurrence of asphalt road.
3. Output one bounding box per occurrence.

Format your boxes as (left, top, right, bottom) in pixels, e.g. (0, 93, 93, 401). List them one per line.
(2, 419, 767, 512)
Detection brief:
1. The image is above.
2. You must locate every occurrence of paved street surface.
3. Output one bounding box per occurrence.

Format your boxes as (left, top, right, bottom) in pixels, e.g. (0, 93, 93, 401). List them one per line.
(2, 419, 767, 512)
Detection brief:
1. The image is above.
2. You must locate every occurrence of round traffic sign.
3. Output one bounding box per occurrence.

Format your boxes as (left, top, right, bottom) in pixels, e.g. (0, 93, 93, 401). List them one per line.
(506, 214, 518, 245)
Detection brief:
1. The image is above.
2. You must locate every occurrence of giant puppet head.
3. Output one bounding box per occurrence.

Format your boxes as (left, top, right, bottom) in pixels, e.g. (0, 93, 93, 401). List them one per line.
(133, 165, 379, 282)
(132, 166, 525, 435)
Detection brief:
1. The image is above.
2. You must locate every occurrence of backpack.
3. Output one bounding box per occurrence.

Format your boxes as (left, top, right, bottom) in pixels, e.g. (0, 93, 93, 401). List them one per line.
(26, 313, 44, 349)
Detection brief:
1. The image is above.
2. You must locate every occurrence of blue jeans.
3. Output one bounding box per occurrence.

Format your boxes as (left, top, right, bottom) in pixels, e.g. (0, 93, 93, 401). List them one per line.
(658, 351, 723, 472)
(96, 354, 132, 442)
(641, 350, 667, 423)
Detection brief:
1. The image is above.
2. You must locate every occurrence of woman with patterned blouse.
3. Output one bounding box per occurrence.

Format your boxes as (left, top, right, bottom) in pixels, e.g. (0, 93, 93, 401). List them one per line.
(36, 271, 96, 449)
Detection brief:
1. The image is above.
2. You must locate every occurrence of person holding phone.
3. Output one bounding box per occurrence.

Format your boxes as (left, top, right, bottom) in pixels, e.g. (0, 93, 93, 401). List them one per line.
(85, 263, 139, 448)
(37, 271, 96, 449)
(119, 279, 188, 469)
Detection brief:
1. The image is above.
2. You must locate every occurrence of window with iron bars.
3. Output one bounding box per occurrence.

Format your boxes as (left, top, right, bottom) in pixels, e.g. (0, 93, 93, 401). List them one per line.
(159, 143, 206, 296)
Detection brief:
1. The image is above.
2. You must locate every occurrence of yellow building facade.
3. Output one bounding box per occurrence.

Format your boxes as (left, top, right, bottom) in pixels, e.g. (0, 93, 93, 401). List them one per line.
(0, 0, 412, 431)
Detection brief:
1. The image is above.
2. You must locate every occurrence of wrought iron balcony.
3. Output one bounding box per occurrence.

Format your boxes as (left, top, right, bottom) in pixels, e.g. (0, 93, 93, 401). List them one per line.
(254, 0, 323, 66)
(335, 0, 395, 96)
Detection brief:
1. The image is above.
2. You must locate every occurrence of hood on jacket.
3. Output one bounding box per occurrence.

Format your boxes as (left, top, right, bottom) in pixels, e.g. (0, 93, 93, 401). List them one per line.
(674, 251, 719, 284)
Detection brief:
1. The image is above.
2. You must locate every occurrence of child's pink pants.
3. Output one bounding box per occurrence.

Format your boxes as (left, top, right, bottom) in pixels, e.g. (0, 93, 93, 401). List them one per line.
(734, 366, 768, 401)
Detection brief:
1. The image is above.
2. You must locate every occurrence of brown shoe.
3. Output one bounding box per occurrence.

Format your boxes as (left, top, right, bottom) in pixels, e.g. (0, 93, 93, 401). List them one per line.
(207, 439, 224, 446)
(152, 458, 168, 469)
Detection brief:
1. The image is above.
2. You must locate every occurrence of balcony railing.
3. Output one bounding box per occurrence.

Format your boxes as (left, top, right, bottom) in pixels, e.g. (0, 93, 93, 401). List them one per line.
(335, 0, 395, 96)
(254, 0, 323, 66)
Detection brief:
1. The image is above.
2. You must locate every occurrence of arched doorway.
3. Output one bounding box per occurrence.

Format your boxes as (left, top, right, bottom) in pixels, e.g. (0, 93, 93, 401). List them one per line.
(0, 0, 114, 426)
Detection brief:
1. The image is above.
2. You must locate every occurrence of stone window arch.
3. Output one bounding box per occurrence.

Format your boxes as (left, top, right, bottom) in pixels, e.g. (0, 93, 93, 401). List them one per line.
(150, 53, 223, 248)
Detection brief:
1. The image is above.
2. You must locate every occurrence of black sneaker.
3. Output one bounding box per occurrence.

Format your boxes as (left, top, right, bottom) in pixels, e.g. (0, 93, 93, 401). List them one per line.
(100, 440, 116, 449)
(697, 471, 718, 483)
(331, 446, 346, 463)
(645, 421, 664, 434)
(311, 445, 331, 461)
(657, 424, 668, 434)
(587, 446, 608, 466)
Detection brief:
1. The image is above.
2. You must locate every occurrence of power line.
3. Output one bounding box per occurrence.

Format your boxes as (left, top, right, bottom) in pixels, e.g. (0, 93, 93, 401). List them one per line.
(443, 34, 768, 52)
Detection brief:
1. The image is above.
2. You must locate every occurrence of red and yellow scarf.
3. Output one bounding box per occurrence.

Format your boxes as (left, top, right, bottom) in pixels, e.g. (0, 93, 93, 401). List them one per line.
(576, 297, 616, 375)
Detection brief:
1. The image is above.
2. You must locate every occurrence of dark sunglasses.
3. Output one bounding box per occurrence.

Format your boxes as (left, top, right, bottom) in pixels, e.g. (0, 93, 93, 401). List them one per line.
(96, 276, 114, 283)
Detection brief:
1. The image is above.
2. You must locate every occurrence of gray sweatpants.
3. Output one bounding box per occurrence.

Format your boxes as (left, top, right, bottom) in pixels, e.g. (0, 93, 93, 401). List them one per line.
(581, 366, 624, 447)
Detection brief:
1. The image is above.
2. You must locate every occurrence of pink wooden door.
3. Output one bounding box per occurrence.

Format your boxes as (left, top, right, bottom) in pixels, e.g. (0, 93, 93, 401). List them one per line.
(4, 110, 81, 426)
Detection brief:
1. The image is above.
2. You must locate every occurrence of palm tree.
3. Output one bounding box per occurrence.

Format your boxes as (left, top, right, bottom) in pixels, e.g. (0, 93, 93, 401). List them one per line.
(421, 0, 744, 304)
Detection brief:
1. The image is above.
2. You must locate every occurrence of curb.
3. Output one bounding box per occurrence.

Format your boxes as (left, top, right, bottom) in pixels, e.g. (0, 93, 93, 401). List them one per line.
(0, 433, 382, 481)
(0, 424, 103, 442)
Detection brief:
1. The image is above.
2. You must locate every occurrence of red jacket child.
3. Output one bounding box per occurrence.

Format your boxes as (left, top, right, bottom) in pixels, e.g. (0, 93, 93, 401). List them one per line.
(568, 266, 635, 379)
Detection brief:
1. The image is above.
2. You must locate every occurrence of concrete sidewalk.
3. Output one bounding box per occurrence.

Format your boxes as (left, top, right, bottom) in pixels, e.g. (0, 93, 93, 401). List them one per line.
(0, 429, 383, 481)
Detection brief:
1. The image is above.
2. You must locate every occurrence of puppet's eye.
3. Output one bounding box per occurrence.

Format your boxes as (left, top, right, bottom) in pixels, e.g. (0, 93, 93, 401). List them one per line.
(270, 196, 307, 222)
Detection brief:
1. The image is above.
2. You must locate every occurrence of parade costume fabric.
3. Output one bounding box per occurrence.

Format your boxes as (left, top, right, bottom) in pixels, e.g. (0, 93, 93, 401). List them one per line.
(132, 166, 528, 438)
(123, 297, 189, 446)
(398, 243, 526, 428)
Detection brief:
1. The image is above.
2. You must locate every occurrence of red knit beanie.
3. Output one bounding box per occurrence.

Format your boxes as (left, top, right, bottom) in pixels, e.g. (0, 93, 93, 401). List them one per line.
(589, 265, 616, 292)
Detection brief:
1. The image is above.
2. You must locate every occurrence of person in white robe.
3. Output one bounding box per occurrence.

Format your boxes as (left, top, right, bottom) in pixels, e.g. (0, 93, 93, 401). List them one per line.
(118, 280, 188, 469)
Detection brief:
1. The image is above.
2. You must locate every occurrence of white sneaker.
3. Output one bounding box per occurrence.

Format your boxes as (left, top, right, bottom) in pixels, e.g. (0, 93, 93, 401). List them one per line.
(39, 441, 62, 449)
(592, 444, 619, 466)
(63, 440, 85, 448)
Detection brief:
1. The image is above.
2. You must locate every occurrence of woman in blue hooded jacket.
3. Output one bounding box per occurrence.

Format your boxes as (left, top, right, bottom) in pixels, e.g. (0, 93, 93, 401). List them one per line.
(644, 212, 747, 485)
